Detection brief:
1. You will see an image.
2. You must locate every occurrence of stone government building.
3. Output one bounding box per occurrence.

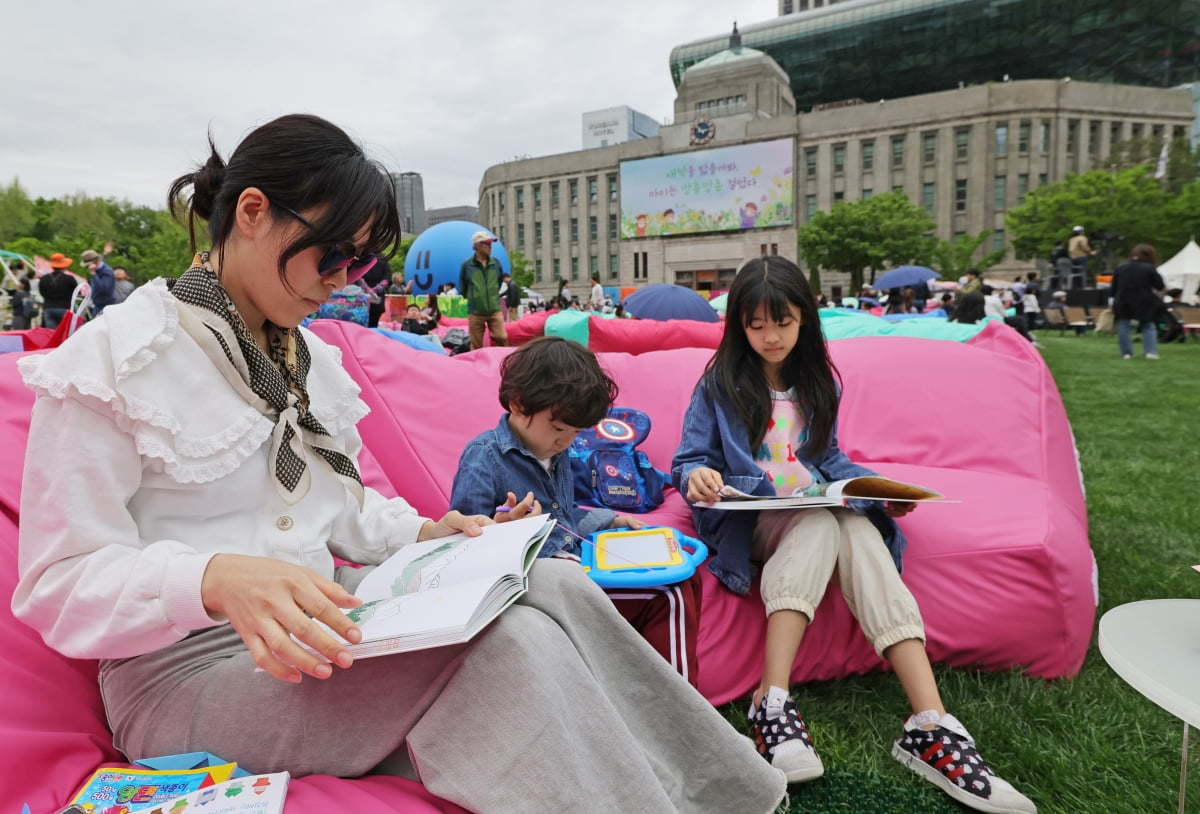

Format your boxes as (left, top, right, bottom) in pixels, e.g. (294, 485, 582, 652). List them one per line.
(479, 0, 1199, 296)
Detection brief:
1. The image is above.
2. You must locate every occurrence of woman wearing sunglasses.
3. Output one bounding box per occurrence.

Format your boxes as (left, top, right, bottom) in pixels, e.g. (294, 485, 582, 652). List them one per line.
(12, 114, 784, 813)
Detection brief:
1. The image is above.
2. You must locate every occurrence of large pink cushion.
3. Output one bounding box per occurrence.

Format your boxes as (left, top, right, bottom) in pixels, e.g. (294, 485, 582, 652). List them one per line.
(0, 318, 1092, 807)
(307, 321, 1094, 707)
(0, 352, 466, 813)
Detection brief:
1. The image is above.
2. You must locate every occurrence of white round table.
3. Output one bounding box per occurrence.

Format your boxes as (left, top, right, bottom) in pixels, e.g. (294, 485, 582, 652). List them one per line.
(1099, 599, 1200, 814)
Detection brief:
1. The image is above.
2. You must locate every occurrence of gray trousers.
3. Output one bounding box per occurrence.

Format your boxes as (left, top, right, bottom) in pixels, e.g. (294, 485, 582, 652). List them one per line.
(99, 559, 785, 814)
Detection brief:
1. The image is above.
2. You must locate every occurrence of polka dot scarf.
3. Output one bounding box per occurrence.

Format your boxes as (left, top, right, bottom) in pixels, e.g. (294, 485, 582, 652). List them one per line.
(170, 253, 363, 506)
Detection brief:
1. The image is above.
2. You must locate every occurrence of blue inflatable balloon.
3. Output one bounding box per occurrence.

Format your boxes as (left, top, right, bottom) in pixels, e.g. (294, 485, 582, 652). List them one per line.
(404, 221, 510, 294)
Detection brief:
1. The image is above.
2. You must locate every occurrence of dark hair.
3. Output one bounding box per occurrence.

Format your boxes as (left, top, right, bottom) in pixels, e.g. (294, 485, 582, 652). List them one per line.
(981, 284, 995, 295)
(953, 291, 986, 323)
(498, 336, 617, 427)
(703, 256, 839, 454)
(1130, 243, 1158, 265)
(168, 114, 400, 284)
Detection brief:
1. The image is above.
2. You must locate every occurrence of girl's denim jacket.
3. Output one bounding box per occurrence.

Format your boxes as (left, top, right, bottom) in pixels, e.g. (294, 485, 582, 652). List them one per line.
(671, 379, 906, 595)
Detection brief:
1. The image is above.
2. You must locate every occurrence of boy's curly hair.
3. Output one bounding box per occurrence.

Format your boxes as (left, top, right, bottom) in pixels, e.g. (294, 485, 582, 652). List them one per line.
(498, 337, 618, 428)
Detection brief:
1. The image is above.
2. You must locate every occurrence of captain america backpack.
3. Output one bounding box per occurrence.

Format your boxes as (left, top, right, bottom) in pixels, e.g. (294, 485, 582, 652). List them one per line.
(568, 407, 667, 513)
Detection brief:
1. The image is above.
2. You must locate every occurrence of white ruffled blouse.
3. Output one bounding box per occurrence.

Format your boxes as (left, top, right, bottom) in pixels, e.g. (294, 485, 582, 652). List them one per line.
(12, 279, 428, 660)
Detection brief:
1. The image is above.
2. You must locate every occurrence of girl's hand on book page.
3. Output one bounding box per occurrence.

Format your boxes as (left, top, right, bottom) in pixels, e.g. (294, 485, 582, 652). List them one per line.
(495, 491, 542, 522)
(883, 501, 917, 518)
(201, 554, 363, 683)
(419, 510, 493, 541)
(686, 467, 725, 503)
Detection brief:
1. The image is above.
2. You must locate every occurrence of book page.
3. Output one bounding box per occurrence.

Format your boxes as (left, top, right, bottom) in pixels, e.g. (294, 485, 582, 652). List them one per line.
(355, 514, 554, 602)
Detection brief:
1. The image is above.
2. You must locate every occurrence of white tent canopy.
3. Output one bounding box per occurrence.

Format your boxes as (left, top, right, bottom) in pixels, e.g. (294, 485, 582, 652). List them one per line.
(1157, 239, 1200, 304)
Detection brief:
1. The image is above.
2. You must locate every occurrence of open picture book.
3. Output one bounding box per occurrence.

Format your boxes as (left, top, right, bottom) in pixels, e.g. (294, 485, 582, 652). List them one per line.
(696, 476, 952, 511)
(305, 513, 555, 658)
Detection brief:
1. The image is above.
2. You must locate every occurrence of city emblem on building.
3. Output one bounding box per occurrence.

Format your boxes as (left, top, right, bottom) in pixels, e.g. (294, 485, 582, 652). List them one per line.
(690, 117, 715, 146)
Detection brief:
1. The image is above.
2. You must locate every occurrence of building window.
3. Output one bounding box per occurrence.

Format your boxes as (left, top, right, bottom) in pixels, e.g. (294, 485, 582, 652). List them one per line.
(570, 218, 579, 243)
(1131, 122, 1144, 140)
(1038, 172, 1048, 187)
(783, 0, 792, 13)
(498, 225, 506, 242)
(608, 213, 617, 237)
(891, 136, 905, 168)
(588, 176, 598, 203)
(955, 128, 970, 160)
(589, 215, 598, 242)
(517, 223, 525, 246)
(533, 184, 542, 208)
(993, 176, 1007, 211)
(1038, 121, 1050, 153)
(995, 124, 1008, 157)
(955, 178, 968, 212)
(1016, 173, 1028, 205)
(608, 174, 618, 201)
(861, 141, 874, 171)
(590, 255, 600, 276)
(1152, 124, 1164, 140)
(805, 148, 817, 178)
(535, 259, 543, 283)
(1017, 121, 1031, 153)
(569, 180, 579, 205)
(922, 132, 937, 164)
(993, 230, 1005, 252)
(498, 191, 506, 211)
(1067, 120, 1079, 153)
(833, 191, 844, 202)
(833, 144, 845, 174)
(571, 257, 579, 281)
(535, 221, 543, 245)
(609, 254, 619, 279)
(922, 182, 935, 213)
(1175, 125, 1187, 140)
(1089, 121, 1101, 156)
(553, 221, 561, 243)
(805, 194, 817, 219)
(633, 251, 649, 281)
(551, 182, 560, 207)
(862, 188, 873, 199)
(516, 187, 524, 210)
(553, 258, 560, 279)
(1110, 122, 1123, 147)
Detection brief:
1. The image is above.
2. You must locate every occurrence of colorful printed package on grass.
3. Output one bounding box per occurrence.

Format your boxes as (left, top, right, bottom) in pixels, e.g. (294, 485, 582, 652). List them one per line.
(69, 763, 236, 812)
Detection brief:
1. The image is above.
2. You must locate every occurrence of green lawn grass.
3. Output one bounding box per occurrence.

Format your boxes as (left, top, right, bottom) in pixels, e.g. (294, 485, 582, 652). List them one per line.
(727, 330, 1200, 814)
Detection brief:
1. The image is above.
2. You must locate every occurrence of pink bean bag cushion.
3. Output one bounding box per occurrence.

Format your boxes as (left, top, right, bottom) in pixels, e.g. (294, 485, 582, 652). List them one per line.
(306, 322, 1094, 706)
(0, 351, 467, 813)
(0, 318, 1092, 808)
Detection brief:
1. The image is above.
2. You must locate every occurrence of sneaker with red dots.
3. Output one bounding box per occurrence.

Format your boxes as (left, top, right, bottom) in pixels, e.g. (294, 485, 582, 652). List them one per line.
(891, 712, 1036, 813)
(747, 688, 824, 783)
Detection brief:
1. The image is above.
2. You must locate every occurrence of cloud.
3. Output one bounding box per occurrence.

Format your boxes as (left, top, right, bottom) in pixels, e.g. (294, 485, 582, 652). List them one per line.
(3, 0, 774, 210)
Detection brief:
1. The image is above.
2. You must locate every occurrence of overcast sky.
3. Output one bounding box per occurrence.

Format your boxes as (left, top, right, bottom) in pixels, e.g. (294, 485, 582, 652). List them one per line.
(3, 1, 777, 212)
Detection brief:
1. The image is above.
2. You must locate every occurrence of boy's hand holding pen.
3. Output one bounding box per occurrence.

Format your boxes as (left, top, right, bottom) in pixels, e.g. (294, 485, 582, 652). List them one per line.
(494, 490, 542, 522)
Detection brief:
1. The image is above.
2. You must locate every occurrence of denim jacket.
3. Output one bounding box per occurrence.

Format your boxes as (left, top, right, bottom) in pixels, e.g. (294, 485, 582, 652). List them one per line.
(450, 414, 616, 557)
(671, 379, 906, 595)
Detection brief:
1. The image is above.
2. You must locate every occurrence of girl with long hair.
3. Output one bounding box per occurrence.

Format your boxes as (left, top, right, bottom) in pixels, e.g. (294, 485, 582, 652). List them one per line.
(672, 256, 1034, 814)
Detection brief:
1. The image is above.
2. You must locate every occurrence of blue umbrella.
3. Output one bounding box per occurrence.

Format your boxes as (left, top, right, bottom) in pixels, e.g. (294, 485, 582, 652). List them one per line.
(872, 265, 938, 291)
(622, 284, 720, 323)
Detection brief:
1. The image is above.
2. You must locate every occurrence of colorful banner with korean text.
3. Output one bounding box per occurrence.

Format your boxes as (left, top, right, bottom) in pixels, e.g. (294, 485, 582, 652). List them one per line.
(619, 138, 794, 238)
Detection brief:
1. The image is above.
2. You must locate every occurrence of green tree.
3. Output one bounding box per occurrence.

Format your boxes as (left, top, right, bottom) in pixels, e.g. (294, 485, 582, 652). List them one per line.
(928, 230, 1006, 281)
(1005, 166, 1170, 268)
(0, 179, 35, 244)
(1100, 137, 1199, 195)
(507, 249, 534, 291)
(797, 191, 935, 293)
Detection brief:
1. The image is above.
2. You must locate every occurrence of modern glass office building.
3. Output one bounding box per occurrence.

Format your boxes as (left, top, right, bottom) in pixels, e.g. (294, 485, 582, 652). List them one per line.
(671, 0, 1200, 112)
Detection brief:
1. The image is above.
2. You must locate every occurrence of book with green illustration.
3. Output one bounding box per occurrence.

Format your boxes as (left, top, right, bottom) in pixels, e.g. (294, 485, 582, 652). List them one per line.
(305, 513, 555, 658)
(696, 476, 953, 510)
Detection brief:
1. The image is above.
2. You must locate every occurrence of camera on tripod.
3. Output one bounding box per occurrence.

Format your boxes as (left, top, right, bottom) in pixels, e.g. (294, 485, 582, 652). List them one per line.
(1090, 229, 1124, 246)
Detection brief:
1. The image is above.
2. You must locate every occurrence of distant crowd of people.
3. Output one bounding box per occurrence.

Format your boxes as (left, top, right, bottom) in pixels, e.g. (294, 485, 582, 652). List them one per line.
(3, 243, 137, 331)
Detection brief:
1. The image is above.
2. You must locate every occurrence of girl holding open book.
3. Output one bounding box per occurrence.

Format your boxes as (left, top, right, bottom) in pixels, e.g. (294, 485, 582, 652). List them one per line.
(11, 115, 785, 814)
(671, 257, 1035, 814)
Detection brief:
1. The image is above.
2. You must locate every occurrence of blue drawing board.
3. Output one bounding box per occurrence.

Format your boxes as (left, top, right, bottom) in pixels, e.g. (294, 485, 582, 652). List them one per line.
(581, 526, 708, 588)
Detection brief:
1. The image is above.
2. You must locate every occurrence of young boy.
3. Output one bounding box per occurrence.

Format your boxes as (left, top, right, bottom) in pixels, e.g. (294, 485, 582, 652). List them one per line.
(450, 336, 701, 686)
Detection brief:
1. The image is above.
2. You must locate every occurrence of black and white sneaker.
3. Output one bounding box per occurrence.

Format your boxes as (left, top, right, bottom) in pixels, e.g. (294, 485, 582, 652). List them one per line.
(748, 690, 824, 784)
(891, 712, 1036, 813)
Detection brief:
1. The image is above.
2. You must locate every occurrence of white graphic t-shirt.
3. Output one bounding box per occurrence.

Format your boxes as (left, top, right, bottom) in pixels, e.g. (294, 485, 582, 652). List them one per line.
(754, 388, 815, 496)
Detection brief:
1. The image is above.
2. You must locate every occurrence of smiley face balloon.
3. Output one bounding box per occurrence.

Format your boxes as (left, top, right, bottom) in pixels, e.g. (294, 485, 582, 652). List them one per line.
(403, 221, 511, 294)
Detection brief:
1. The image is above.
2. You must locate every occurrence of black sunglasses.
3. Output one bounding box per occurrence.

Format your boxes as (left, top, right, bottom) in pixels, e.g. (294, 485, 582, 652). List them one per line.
(275, 205, 379, 284)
